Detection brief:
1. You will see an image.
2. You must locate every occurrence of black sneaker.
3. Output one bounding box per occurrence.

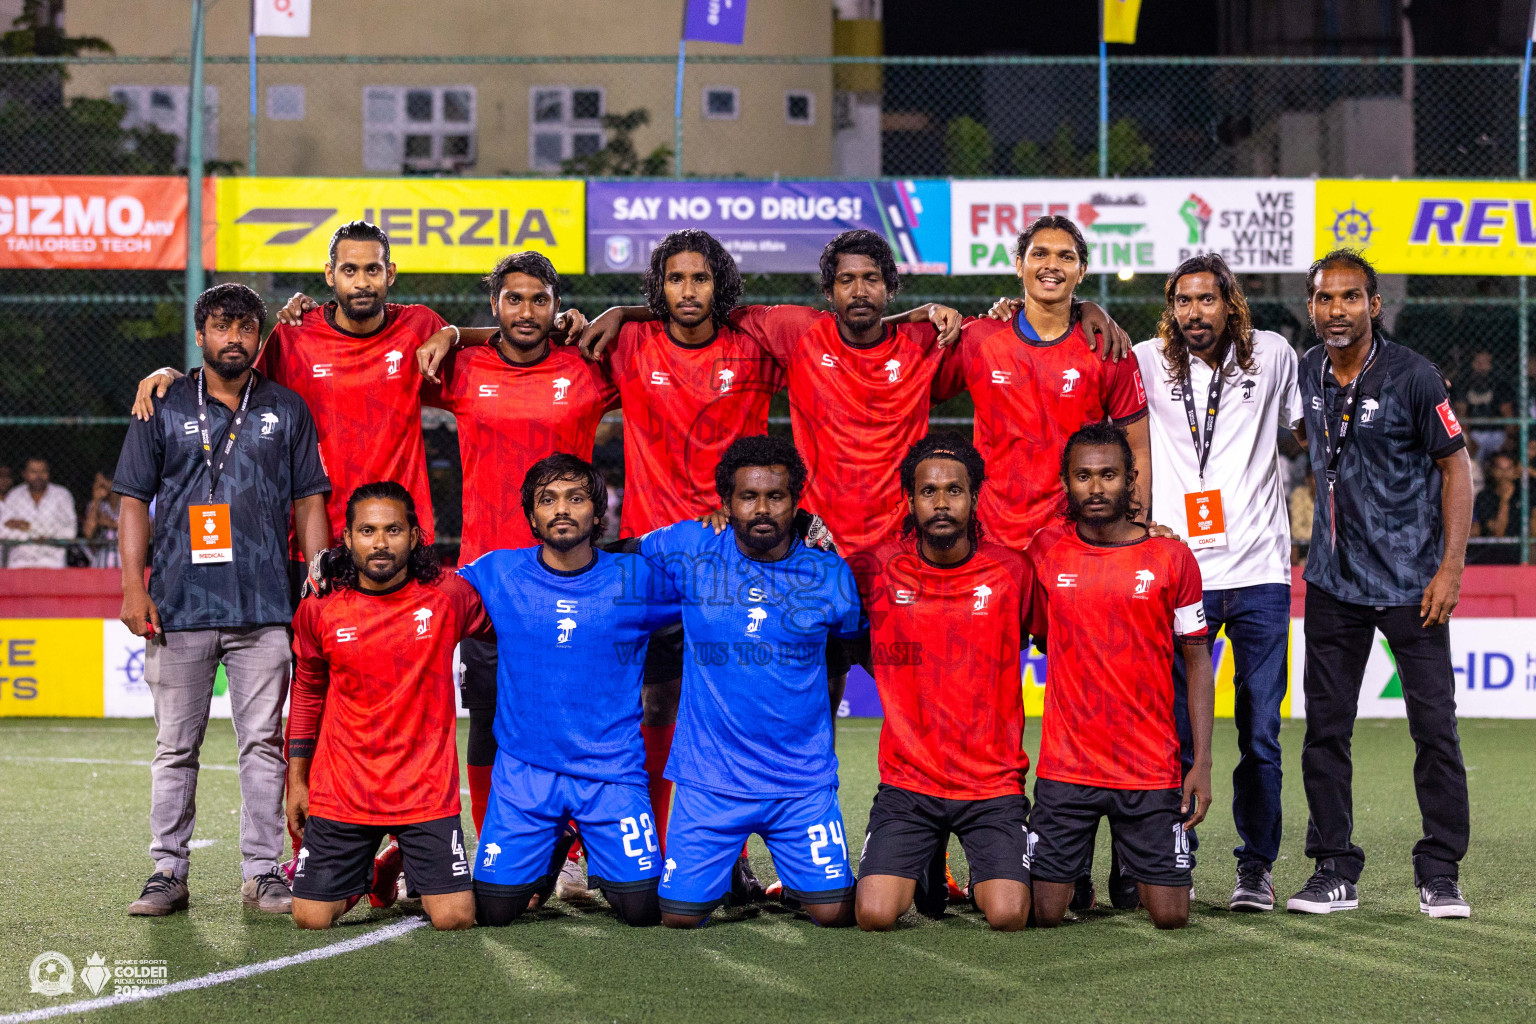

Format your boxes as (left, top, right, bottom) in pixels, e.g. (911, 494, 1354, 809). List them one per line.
(1068, 876, 1096, 913)
(1418, 876, 1470, 919)
(913, 848, 948, 918)
(1108, 859, 1141, 910)
(1230, 862, 1274, 912)
(1285, 869, 1357, 914)
(128, 871, 189, 917)
(725, 855, 767, 907)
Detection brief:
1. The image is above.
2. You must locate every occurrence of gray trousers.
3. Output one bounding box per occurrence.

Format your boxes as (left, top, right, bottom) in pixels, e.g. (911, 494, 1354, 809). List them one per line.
(144, 625, 290, 881)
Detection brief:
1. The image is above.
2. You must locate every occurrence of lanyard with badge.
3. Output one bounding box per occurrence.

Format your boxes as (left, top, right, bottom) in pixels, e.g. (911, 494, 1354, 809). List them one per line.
(188, 369, 254, 564)
(1318, 338, 1379, 554)
(1179, 353, 1230, 549)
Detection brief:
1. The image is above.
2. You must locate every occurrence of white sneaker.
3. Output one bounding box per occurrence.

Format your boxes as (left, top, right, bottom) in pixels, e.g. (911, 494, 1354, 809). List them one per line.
(555, 856, 594, 902)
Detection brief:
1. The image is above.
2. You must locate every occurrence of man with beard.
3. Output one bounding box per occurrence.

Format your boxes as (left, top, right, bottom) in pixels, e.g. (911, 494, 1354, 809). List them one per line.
(287, 482, 490, 931)
(417, 251, 615, 842)
(637, 436, 863, 928)
(1025, 424, 1213, 930)
(460, 454, 681, 927)
(854, 434, 1037, 932)
(1289, 250, 1473, 919)
(1133, 254, 1302, 912)
(113, 284, 331, 917)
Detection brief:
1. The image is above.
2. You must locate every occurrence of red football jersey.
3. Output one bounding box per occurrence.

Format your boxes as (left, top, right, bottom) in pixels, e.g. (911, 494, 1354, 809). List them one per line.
(731, 305, 943, 578)
(1025, 525, 1207, 790)
(934, 315, 1147, 550)
(865, 538, 1036, 800)
(288, 573, 491, 825)
(607, 321, 783, 537)
(257, 302, 446, 559)
(424, 342, 618, 562)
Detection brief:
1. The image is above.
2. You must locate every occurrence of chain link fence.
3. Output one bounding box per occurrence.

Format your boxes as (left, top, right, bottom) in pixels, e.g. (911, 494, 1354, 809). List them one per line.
(1, 54, 1531, 563)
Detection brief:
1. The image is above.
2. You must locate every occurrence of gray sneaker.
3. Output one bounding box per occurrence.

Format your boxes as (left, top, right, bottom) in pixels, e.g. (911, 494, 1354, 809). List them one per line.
(241, 867, 294, 913)
(128, 871, 189, 917)
(1418, 876, 1471, 919)
(1230, 862, 1275, 912)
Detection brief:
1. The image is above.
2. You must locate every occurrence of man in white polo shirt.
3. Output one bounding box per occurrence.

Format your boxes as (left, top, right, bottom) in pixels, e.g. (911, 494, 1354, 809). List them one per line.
(1134, 254, 1302, 914)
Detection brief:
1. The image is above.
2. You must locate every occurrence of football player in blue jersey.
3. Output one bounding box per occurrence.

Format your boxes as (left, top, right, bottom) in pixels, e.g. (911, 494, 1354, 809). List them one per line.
(639, 435, 865, 928)
(459, 453, 682, 927)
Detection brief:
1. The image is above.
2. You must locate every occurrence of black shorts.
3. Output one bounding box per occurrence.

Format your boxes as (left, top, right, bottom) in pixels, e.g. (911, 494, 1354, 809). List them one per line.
(644, 623, 685, 686)
(858, 783, 1032, 887)
(1029, 778, 1194, 888)
(459, 632, 498, 710)
(292, 814, 472, 902)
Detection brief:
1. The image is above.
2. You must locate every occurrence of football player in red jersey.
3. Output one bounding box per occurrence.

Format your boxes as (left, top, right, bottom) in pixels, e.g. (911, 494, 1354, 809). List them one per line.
(855, 434, 1036, 932)
(1025, 424, 1214, 930)
(287, 481, 491, 931)
(940, 215, 1151, 551)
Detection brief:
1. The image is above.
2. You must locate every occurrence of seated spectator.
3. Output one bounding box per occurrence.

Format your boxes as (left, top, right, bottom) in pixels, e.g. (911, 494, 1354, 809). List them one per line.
(0, 457, 79, 568)
(0, 465, 13, 497)
(1452, 349, 1514, 464)
(1289, 475, 1314, 568)
(1470, 452, 1527, 565)
(82, 471, 122, 569)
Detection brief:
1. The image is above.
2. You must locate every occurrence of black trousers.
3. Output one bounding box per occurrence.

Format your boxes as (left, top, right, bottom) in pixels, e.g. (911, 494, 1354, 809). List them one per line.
(1300, 586, 1469, 886)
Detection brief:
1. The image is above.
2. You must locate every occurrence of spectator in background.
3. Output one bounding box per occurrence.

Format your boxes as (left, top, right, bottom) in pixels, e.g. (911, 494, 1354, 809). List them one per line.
(0, 465, 14, 497)
(83, 471, 121, 569)
(1452, 349, 1513, 463)
(0, 457, 78, 569)
(1470, 452, 1527, 565)
(1289, 475, 1314, 568)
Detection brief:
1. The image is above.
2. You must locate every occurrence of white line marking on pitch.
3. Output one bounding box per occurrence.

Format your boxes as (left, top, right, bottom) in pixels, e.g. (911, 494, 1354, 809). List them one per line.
(0, 918, 426, 1023)
(0, 756, 237, 772)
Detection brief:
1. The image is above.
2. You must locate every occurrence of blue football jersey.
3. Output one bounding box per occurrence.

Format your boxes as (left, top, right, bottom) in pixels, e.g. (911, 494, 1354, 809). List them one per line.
(458, 547, 681, 786)
(641, 522, 865, 797)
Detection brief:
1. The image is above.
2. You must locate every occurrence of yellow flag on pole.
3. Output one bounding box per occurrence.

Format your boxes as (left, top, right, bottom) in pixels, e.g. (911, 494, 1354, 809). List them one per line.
(1103, 0, 1142, 44)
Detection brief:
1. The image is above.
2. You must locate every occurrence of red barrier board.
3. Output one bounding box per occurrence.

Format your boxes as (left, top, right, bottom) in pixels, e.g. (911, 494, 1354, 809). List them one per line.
(0, 176, 215, 270)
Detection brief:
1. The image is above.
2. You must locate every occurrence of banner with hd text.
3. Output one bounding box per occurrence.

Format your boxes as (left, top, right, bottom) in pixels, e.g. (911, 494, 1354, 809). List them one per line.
(0, 176, 214, 270)
(1315, 179, 1536, 276)
(216, 177, 585, 273)
(950, 178, 1314, 276)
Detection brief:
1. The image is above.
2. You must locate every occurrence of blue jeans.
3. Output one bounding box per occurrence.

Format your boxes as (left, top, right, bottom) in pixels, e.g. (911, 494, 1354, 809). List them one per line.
(1172, 583, 1291, 868)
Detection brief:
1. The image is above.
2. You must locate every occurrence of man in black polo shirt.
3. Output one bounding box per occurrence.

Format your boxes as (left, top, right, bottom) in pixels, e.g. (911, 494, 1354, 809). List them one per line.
(113, 283, 331, 917)
(1290, 250, 1474, 920)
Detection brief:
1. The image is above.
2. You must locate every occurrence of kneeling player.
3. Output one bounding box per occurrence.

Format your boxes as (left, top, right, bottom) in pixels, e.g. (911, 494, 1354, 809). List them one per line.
(287, 482, 489, 931)
(1025, 424, 1213, 930)
(856, 435, 1037, 932)
(639, 436, 864, 927)
(460, 455, 681, 927)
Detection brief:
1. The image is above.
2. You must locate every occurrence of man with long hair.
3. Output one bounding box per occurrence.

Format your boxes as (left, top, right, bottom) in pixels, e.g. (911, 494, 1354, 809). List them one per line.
(854, 433, 1037, 932)
(1132, 253, 1303, 912)
(287, 482, 489, 931)
(1025, 424, 1214, 930)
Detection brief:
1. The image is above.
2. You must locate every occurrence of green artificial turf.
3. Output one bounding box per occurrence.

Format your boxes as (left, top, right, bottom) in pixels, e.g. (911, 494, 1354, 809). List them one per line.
(1, 717, 1532, 1024)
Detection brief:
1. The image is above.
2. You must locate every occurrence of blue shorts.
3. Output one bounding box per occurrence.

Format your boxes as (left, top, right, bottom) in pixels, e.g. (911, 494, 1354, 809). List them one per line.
(474, 753, 661, 896)
(658, 783, 854, 916)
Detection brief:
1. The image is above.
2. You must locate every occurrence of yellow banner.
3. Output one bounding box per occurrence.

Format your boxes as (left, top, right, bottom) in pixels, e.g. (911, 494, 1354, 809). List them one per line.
(216, 177, 585, 273)
(1316, 179, 1536, 276)
(0, 619, 104, 717)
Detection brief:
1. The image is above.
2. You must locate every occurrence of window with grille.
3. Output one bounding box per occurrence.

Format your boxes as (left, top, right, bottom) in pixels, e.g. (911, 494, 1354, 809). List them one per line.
(110, 85, 220, 167)
(362, 86, 477, 173)
(529, 86, 605, 171)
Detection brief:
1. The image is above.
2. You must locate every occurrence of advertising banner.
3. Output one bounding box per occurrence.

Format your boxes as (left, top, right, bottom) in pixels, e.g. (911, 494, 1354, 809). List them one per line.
(0, 619, 104, 717)
(0, 176, 214, 270)
(587, 179, 950, 274)
(1315, 179, 1536, 276)
(951, 178, 1314, 276)
(216, 177, 585, 273)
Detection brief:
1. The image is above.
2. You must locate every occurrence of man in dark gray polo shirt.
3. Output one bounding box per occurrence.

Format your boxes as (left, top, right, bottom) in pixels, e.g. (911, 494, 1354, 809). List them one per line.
(1290, 250, 1473, 920)
(113, 283, 331, 917)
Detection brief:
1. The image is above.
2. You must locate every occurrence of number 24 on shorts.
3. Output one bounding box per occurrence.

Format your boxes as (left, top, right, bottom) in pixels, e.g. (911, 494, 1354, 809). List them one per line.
(808, 820, 848, 880)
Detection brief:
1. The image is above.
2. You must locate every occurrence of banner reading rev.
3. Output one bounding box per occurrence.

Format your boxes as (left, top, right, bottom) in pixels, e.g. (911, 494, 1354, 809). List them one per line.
(217, 177, 585, 273)
(1315, 179, 1536, 275)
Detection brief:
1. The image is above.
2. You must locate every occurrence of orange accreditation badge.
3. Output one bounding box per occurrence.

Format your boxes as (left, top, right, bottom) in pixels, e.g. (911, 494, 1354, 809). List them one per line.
(188, 503, 233, 563)
(1184, 489, 1227, 550)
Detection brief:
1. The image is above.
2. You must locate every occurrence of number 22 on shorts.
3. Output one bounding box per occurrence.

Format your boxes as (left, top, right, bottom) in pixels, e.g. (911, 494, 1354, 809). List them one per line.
(621, 814, 658, 870)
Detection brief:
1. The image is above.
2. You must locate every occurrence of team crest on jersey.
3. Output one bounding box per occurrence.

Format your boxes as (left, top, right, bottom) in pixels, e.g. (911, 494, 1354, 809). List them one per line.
(260, 412, 280, 436)
(718, 368, 735, 394)
(1359, 397, 1380, 424)
(1240, 379, 1257, 401)
(883, 358, 902, 383)
(1133, 569, 1156, 597)
(1061, 367, 1082, 394)
(555, 599, 579, 644)
(552, 377, 571, 403)
(413, 607, 433, 637)
(746, 606, 767, 635)
(972, 584, 993, 613)
(384, 350, 404, 377)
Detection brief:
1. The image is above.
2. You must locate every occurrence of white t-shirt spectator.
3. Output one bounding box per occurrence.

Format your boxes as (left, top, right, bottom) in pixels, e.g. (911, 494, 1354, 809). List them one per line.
(1134, 329, 1303, 590)
(0, 482, 78, 568)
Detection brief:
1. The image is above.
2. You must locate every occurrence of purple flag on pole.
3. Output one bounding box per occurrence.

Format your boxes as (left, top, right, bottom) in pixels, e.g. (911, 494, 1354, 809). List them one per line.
(683, 0, 748, 44)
